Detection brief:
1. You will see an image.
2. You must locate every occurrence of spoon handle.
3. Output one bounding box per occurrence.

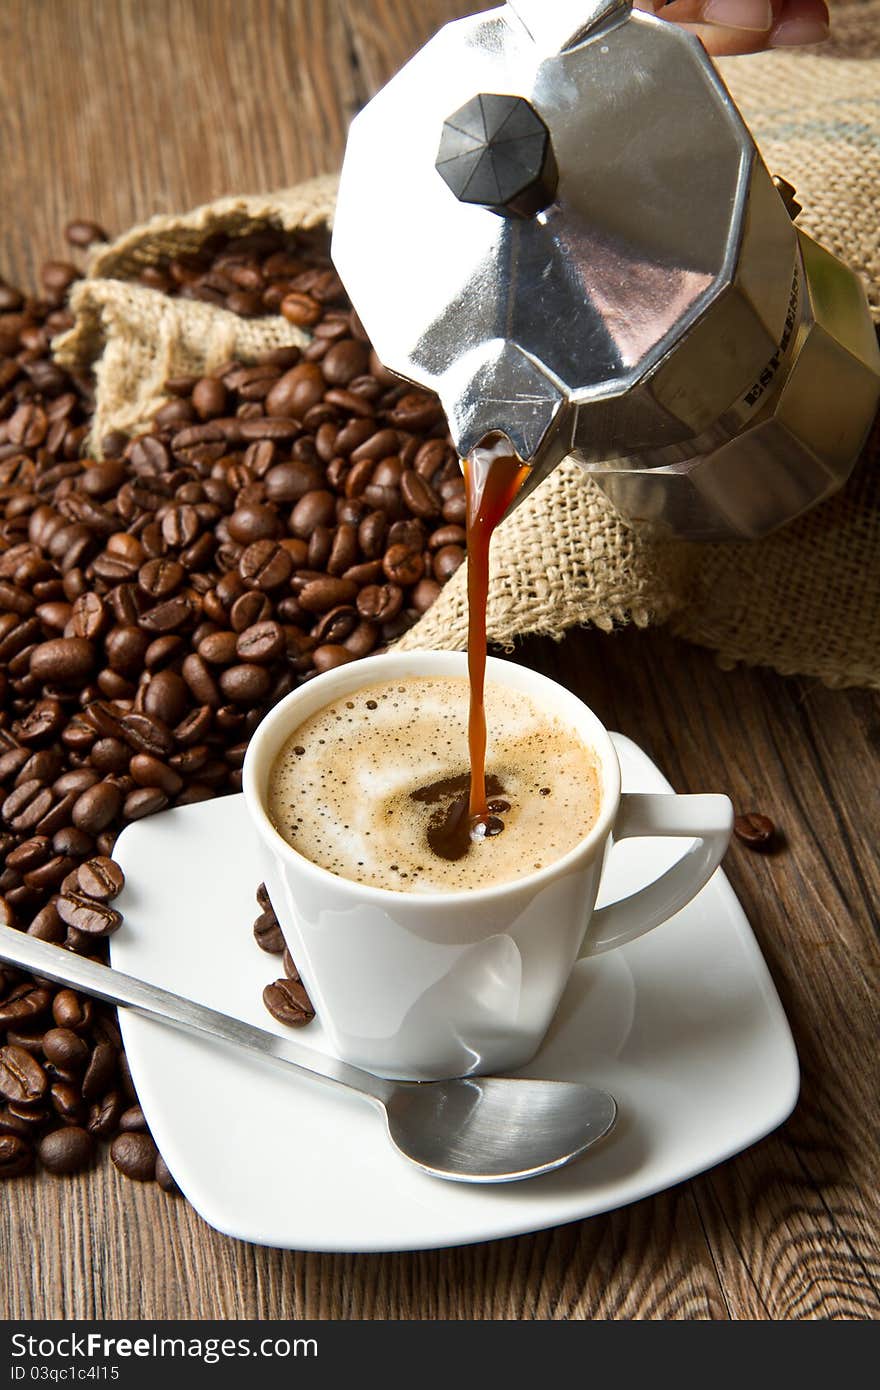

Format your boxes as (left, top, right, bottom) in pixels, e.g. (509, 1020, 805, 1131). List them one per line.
(0, 924, 394, 1105)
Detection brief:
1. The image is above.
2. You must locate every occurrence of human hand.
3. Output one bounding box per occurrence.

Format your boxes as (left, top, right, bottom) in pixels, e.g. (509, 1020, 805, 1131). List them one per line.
(632, 0, 830, 56)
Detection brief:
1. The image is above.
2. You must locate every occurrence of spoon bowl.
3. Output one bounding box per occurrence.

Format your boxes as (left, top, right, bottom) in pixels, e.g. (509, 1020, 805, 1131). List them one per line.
(384, 1076, 617, 1182)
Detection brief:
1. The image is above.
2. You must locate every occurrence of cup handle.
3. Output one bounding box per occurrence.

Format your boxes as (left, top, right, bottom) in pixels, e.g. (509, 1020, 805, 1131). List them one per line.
(577, 793, 733, 958)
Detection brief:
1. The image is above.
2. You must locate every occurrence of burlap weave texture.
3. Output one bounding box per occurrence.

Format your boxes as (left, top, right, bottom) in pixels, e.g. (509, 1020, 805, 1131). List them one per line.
(54, 7, 880, 687)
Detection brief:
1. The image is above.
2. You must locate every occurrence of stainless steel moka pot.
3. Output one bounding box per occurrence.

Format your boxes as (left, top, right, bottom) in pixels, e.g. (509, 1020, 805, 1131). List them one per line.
(332, 0, 880, 540)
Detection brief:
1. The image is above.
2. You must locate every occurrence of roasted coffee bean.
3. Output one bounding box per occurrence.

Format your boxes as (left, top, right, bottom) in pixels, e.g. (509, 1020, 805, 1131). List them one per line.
(53, 768, 98, 797)
(218, 663, 271, 704)
(400, 469, 442, 519)
(322, 339, 370, 386)
(29, 637, 94, 683)
(42, 1029, 89, 1070)
(312, 605, 358, 645)
(144, 635, 185, 671)
(382, 544, 425, 587)
(290, 490, 336, 539)
(0, 1045, 48, 1104)
(64, 219, 107, 248)
(0, 749, 30, 785)
(53, 826, 93, 857)
(81, 1042, 117, 1101)
(27, 902, 65, 943)
(39, 1126, 94, 1174)
(41, 260, 79, 296)
(235, 620, 284, 663)
(191, 377, 228, 420)
(56, 892, 122, 937)
(119, 1104, 147, 1133)
(143, 670, 188, 725)
(4, 1028, 43, 1057)
(411, 578, 442, 613)
(432, 544, 465, 582)
(3, 780, 53, 833)
(357, 583, 403, 623)
(6, 836, 50, 873)
(227, 591, 270, 634)
(228, 504, 279, 544)
(17, 751, 62, 786)
(253, 908, 285, 954)
(138, 595, 193, 633)
(0, 983, 51, 1028)
(358, 510, 388, 559)
(104, 625, 150, 674)
(123, 787, 169, 820)
(138, 557, 185, 599)
(71, 780, 122, 833)
(263, 978, 315, 1027)
(76, 856, 125, 901)
(172, 705, 212, 747)
(129, 754, 182, 797)
(23, 855, 74, 892)
(119, 711, 174, 759)
(238, 540, 293, 591)
(110, 1130, 158, 1182)
(69, 592, 108, 640)
(311, 644, 356, 673)
(282, 948, 301, 982)
(342, 621, 378, 658)
(51, 992, 90, 1033)
(442, 493, 466, 525)
(87, 1089, 123, 1138)
(155, 1153, 179, 1193)
(16, 700, 64, 745)
(0, 1134, 33, 1177)
(50, 1081, 84, 1124)
(429, 523, 466, 550)
(198, 629, 237, 665)
(734, 813, 777, 850)
(4, 1101, 47, 1129)
(298, 576, 358, 614)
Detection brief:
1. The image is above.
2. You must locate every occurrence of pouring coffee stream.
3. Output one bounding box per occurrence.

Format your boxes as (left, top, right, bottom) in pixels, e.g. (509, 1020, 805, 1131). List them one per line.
(464, 435, 531, 833)
(406, 434, 530, 861)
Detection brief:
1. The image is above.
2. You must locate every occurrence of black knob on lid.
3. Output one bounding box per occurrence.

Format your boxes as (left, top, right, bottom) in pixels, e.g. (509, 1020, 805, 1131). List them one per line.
(435, 93, 558, 219)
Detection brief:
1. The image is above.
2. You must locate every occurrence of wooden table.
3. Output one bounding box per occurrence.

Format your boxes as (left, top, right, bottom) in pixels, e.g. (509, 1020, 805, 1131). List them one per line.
(2, 0, 878, 1321)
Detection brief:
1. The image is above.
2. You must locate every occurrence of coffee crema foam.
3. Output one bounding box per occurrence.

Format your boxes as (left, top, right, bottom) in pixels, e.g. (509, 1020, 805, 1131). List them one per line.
(267, 675, 601, 892)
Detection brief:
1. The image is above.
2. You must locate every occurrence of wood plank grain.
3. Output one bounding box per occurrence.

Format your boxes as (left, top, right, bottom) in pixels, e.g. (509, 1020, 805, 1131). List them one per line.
(517, 628, 880, 1321)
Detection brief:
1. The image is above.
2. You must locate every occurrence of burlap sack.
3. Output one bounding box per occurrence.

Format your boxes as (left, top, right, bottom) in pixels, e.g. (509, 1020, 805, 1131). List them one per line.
(54, 4, 880, 686)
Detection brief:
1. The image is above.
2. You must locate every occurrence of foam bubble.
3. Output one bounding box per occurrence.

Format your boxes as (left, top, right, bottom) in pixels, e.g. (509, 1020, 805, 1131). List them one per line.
(267, 675, 600, 892)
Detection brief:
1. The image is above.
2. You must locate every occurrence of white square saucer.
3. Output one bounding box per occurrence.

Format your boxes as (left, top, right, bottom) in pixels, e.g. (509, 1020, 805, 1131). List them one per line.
(111, 733, 799, 1252)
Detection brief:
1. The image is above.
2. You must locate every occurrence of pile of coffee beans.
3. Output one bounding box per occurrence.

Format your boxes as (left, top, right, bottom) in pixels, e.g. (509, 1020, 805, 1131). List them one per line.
(122, 224, 360, 325)
(0, 218, 464, 1188)
(0, 955, 175, 1189)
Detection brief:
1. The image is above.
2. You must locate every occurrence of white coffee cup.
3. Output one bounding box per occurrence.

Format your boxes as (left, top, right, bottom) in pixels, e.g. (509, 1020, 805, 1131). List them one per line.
(243, 650, 732, 1081)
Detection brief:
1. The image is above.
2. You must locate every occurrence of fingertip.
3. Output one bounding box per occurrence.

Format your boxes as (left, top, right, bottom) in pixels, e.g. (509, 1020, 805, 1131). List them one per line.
(675, 20, 773, 55)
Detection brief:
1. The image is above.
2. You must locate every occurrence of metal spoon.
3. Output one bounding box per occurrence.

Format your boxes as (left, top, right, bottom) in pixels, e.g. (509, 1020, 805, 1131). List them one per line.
(0, 925, 616, 1184)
